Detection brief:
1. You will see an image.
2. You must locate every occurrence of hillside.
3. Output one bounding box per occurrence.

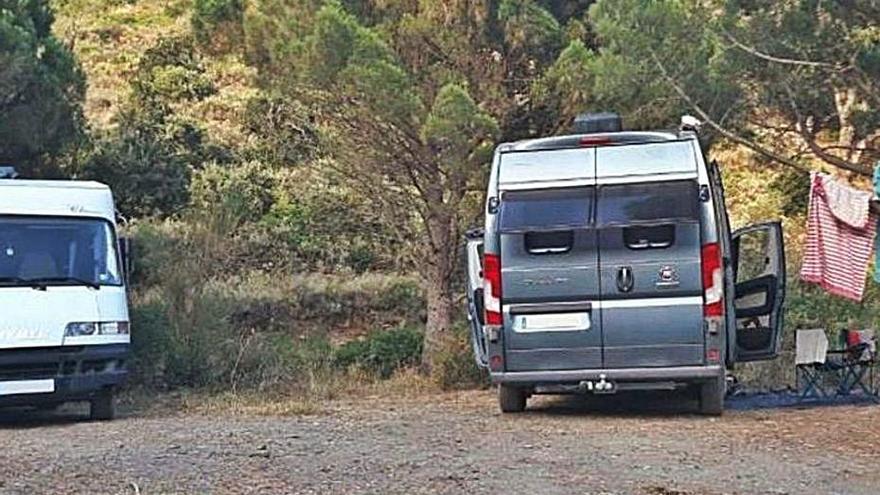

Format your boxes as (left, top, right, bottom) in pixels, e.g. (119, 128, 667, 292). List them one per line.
(52, 0, 257, 150)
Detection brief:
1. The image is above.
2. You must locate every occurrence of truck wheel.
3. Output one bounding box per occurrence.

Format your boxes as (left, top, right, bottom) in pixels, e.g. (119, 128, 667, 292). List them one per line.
(698, 375, 725, 416)
(498, 385, 527, 413)
(90, 389, 116, 421)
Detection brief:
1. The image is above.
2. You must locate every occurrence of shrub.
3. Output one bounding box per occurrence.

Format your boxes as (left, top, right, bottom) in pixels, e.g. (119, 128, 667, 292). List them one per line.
(431, 325, 487, 390)
(335, 327, 424, 378)
(192, 0, 245, 54)
(129, 297, 173, 388)
(190, 161, 277, 220)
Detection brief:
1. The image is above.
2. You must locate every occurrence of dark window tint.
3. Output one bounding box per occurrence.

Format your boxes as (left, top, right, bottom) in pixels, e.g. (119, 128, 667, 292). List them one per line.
(499, 187, 594, 232)
(598, 181, 698, 225)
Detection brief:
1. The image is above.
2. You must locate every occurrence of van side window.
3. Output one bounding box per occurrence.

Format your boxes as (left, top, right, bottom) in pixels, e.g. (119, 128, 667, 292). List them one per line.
(597, 180, 699, 225)
(498, 187, 594, 232)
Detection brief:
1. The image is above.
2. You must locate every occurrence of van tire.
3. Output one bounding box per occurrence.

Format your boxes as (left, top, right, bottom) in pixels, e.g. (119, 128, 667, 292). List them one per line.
(90, 389, 116, 421)
(499, 385, 527, 413)
(698, 375, 725, 416)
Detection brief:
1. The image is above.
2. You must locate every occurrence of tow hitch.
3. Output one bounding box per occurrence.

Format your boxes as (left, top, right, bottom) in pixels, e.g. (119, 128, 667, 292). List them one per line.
(578, 374, 616, 394)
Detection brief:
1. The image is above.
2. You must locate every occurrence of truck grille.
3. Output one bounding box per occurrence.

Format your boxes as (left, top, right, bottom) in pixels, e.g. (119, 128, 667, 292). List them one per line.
(0, 346, 115, 381)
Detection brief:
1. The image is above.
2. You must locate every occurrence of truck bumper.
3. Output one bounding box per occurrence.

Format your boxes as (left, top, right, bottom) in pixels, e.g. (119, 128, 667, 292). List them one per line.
(0, 344, 129, 406)
(491, 365, 724, 387)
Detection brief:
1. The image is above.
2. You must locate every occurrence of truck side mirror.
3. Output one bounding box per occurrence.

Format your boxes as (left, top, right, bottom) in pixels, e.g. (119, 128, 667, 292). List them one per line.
(119, 236, 134, 285)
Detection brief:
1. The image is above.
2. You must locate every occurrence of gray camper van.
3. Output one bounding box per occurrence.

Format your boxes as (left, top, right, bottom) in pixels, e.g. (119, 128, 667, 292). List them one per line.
(465, 114, 785, 415)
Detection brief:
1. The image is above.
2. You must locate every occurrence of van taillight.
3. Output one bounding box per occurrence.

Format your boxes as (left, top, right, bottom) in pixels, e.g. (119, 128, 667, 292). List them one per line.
(483, 253, 503, 326)
(701, 243, 723, 317)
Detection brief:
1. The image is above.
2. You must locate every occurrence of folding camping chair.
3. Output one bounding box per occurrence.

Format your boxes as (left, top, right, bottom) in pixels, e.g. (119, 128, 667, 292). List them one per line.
(836, 329, 878, 401)
(795, 329, 832, 401)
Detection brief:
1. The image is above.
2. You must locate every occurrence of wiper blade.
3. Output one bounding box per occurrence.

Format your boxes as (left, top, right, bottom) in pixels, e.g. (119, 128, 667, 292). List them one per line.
(23, 277, 100, 290)
(0, 276, 48, 290)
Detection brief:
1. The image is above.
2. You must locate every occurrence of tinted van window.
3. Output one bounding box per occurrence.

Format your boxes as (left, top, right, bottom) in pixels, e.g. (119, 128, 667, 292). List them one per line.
(499, 187, 594, 232)
(597, 180, 698, 225)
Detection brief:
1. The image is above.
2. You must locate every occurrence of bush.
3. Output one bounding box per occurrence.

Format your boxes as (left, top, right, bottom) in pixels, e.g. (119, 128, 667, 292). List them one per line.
(129, 297, 173, 388)
(190, 161, 277, 220)
(335, 327, 424, 378)
(431, 325, 487, 390)
(82, 130, 192, 218)
(192, 0, 245, 54)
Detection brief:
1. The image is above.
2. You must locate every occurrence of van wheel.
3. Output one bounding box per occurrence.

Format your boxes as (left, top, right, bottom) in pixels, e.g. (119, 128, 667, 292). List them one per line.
(499, 385, 527, 413)
(698, 375, 725, 416)
(90, 389, 116, 421)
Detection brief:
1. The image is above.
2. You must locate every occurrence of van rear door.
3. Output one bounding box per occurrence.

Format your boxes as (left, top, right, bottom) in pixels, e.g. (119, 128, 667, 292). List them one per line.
(731, 222, 786, 361)
(596, 180, 705, 368)
(464, 229, 488, 368)
(497, 149, 601, 372)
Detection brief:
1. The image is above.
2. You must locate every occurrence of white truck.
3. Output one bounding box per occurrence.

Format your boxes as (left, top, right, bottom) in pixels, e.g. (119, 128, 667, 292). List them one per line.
(0, 179, 130, 420)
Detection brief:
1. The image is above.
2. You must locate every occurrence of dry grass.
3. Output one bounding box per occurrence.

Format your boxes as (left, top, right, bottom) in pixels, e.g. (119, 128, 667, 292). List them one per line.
(135, 367, 446, 418)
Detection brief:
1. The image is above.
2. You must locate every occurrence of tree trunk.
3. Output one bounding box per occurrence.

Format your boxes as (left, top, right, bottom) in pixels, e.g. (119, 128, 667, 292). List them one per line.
(422, 260, 455, 372)
(420, 206, 458, 373)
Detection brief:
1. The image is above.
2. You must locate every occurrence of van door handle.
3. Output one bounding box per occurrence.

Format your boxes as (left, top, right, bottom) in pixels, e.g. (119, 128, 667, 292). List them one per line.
(617, 266, 634, 293)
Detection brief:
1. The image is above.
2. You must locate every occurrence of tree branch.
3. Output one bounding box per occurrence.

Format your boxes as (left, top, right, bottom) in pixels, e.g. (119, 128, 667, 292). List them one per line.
(783, 83, 873, 176)
(721, 30, 842, 70)
(650, 52, 812, 174)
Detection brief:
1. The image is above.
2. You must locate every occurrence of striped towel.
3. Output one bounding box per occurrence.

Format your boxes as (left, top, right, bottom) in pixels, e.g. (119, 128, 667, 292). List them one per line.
(801, 172, 877, 301)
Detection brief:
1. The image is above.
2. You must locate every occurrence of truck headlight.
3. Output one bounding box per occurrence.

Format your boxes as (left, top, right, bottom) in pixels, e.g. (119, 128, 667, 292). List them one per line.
(65, 322, 97, 336)
(65, 321, 129, 336)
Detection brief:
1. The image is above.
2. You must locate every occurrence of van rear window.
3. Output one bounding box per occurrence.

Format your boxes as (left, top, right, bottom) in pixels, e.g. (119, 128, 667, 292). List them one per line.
(499, 187, 594, 232)
(597, 181, 698, 225)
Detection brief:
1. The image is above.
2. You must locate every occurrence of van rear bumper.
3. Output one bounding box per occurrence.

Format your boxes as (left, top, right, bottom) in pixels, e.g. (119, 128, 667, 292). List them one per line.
(0, 344, 129, 406)
(491, 365, 724, 386)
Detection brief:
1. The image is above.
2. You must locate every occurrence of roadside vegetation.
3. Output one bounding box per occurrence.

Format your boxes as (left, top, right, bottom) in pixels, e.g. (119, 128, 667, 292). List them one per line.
(1, 0, 878, 400)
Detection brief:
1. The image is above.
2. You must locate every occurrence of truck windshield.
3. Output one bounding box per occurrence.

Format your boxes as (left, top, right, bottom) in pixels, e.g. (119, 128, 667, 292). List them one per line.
(0, 216, 121, 287)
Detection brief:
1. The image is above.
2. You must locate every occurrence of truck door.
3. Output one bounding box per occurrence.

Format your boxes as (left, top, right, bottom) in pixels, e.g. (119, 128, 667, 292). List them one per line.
(707, 160, 737, 363)
(464, 229, 488, 368)
(596, 180, 705, 368)
(499, 185, 602, 372)
(731, 222, 786, 361)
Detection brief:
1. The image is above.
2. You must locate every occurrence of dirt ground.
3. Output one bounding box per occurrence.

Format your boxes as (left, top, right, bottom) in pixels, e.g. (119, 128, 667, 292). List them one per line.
(0, 390, 878, 495)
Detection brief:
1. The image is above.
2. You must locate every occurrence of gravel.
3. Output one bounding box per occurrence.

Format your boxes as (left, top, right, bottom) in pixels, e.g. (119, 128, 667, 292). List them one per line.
(0, 390, 877, 495)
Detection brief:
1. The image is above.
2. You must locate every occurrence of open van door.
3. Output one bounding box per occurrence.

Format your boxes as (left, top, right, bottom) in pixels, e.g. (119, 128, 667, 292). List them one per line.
(465, 229, 488, 368)
(731, 222, 786, 361)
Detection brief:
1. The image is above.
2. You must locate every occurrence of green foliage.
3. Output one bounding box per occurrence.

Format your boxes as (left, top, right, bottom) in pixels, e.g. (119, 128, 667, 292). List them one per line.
(242, 94, 319, 166)
(251, 169, 410, 272)
(132, 35, 216, 108)
(190, 161, 276, 220)
(192, 0, 244, 53)
(769, 168, 810, 218)
(335, 327, 424, 378)
(579, 0, 879, 170)
(499, 0, 564, 69)
(80, 35, 223, 218)
(82, 127, 192, 218)
(0, 0, 85, 176)
(430, 325, 488, 390)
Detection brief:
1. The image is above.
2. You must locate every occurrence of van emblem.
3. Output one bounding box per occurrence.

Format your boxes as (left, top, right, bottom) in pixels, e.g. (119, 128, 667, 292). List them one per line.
(522, 277, 569, 287)
(656, 265, 680, 288)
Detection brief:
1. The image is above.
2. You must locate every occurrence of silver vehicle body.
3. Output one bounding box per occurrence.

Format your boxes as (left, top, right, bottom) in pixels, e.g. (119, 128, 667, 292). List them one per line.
(466, 124, 785, 411)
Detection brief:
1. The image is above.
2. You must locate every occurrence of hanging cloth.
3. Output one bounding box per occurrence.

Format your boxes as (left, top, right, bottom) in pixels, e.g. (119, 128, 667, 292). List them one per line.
(874, 163, 880, 283)
(801, 172, 877, 301)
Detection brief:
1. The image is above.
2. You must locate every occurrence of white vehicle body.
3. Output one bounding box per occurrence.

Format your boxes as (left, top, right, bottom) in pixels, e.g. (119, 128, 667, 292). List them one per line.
(0, 180, 129, 418)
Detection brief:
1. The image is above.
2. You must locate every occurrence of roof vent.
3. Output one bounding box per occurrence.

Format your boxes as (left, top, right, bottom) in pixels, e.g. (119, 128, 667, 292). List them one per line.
(573, 112, 622, 134)
(0, 166, 18, 179)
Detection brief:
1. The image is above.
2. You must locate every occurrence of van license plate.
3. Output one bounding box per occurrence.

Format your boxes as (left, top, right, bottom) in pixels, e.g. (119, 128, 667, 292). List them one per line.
(513, 313, 590, 332)
(0, 379, 55, 396)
